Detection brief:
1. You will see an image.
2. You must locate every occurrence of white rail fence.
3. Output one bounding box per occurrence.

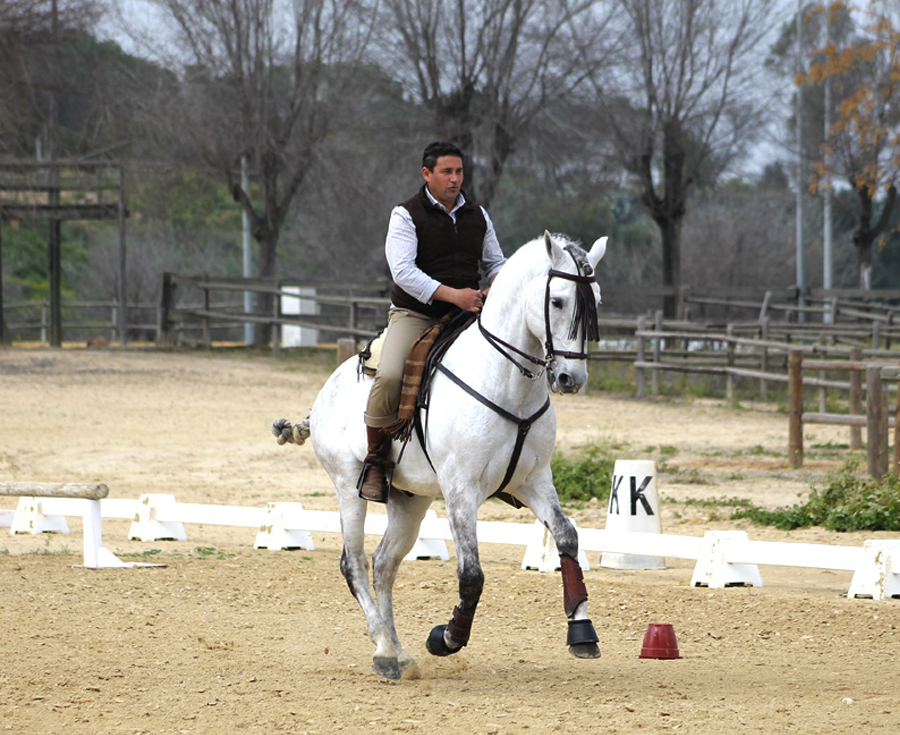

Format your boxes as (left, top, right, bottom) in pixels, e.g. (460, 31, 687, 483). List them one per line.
(2, 491, 900, 600)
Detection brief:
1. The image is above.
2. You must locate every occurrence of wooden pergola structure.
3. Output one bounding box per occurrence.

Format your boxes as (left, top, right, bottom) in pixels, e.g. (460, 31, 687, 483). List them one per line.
(0, 160, 128, 346)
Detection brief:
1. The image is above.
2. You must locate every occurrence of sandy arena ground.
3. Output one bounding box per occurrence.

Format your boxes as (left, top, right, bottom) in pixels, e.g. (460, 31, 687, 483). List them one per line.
(1, 347, 899, 734)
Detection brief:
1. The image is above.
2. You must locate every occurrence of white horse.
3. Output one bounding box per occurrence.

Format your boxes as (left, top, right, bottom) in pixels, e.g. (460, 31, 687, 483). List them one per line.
(273, 231, 607, 679)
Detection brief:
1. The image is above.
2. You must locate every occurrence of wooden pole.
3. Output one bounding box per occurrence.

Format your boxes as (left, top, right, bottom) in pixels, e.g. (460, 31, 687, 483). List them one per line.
(726, 324, 736, 407)
(866, 366, 888, 481)
(157, 272, 174, 346)
(759, 317, 769, 400)
(271, 281, 281, 357)
(788, 349, 803, 468)
(0, 482, 109, 500)
(635, 315, 646, 399)
(337, 338, 356, 365)
(117, 165, 128, 346)
(893, 374, 900, 475)
(651, 310, 662, 397)
(849, 347, 863, 449)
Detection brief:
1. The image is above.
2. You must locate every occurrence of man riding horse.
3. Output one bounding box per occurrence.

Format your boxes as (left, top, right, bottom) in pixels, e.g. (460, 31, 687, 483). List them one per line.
(359, 141, 507, 502)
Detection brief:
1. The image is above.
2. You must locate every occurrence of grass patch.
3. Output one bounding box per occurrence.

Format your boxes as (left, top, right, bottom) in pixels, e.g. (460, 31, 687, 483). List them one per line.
(119, 548, 164, 559)
(551, 440, 623, 504)
(191, 546, 236, 560)
(731, 459, 900, 532)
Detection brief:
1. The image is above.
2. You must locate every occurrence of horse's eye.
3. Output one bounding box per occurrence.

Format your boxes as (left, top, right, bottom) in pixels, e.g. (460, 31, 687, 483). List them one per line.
(551, 297, 564, 309)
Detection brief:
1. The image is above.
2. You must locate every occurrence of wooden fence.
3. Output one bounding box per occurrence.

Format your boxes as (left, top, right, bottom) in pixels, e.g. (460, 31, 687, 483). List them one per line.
(156, 273, 390, 351)
(2, 299, 157, 344)
(787, 352, 900, 480)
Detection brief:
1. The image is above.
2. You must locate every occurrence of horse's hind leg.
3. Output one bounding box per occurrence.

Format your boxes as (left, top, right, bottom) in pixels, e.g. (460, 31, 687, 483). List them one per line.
(337, 494, 406, 679)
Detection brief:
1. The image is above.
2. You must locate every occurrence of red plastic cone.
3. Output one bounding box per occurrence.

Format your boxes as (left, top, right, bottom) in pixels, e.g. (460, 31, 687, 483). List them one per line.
(639, 623, 681, 659)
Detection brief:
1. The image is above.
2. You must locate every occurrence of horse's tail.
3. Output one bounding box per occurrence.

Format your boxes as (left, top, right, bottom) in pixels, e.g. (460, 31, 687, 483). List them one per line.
(272, 416, 311, 446)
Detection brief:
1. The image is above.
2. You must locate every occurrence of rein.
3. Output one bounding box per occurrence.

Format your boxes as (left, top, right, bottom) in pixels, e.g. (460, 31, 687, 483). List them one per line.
(477, 317, 546, 379)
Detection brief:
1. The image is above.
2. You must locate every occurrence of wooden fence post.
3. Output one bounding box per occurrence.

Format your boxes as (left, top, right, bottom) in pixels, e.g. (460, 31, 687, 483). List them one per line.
(337, 338, 356, 365)
(788, 350, 803, 468)
(849, 347, 863, 450)
(635, 314, 646, 399)
(651, 310, 662, 397)
(759, 317, 769, 400)
(818, 337, 828, 413)
(866, 365, 888, 481)
(202, 279, 211, 350)
(271, 282, 282, 357)
(157, 272, 174, 347)
(725, 324, 736, 407)
(893, 369, 900, 475)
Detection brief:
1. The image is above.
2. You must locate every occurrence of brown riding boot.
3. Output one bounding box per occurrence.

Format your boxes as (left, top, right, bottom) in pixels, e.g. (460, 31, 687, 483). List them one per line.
(357, 426, 394, 503)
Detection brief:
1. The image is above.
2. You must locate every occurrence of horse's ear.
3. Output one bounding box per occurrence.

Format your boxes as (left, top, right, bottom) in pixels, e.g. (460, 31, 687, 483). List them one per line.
(587, 237, 607, 269)
(543, 230, 566, 267)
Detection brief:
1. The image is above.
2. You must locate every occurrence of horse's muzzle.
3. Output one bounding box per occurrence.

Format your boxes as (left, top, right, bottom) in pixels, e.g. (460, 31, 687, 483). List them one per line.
(548, 364, 586, 394)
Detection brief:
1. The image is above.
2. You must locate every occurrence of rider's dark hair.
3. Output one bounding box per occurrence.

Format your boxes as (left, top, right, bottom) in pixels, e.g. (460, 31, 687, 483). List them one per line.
(422, 141, 464, 171)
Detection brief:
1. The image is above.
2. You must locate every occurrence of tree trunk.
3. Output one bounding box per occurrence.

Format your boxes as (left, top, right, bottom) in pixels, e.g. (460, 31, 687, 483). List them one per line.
(254, 224, 278, 349)
(658, 215, 682, 317)
(853, 184, 897, 290)
(640, 120, 687, 318)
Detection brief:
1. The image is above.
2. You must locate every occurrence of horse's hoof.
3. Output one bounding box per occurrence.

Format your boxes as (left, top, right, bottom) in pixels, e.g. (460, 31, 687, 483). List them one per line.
(567, 619, 600, 659)
(425, 624, 461, 657)
(372, 656, 402, 679)
(569, 641, 601, 659)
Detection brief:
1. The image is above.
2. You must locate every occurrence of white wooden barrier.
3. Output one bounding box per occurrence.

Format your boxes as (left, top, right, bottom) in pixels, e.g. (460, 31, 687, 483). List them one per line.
(3, 490, 899, 599)
(0, 482, 133, 569)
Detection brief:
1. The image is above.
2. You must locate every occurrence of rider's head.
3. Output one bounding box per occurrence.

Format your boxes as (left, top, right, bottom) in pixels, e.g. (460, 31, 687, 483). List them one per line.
(422, 141, 464, 172)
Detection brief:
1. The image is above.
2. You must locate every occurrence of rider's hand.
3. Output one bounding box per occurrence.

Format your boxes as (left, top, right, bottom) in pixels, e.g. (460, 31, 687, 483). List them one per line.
(455, 288, 485, 313)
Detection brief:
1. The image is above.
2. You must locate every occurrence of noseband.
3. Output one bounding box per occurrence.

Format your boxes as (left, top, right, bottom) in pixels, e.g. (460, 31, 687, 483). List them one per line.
(480, 244, 599, 377)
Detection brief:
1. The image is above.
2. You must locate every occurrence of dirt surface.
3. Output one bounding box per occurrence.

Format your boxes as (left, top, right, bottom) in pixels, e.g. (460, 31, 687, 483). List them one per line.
(2, 347, 899, 734)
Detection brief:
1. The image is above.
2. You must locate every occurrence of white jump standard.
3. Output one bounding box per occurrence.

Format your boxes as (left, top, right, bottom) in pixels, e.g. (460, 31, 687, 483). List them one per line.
(0, 481, 132, 568)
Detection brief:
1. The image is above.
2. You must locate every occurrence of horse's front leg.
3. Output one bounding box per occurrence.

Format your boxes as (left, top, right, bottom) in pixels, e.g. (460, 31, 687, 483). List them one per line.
(520, 481, 601, 660)
(425, 497, 484, 657)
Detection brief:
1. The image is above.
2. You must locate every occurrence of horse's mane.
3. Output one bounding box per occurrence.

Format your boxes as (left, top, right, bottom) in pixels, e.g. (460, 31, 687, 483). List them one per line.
(493, 233, 588, 287)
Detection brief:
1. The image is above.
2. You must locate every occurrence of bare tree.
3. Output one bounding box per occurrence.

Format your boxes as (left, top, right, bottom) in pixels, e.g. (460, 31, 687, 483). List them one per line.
(377, 0, 615, 207)
(0, 0, 100, 157)
(582, 0, 781, 316)
(135, 0, 373, 344)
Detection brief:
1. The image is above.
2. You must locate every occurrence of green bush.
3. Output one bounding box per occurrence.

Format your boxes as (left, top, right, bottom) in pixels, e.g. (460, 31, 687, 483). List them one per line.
(731, 460, 900, 532)
(551, 441, 620, 504)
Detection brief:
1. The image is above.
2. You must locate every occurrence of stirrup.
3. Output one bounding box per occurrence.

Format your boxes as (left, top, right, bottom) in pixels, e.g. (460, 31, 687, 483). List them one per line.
(356, 458, 394, 503)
